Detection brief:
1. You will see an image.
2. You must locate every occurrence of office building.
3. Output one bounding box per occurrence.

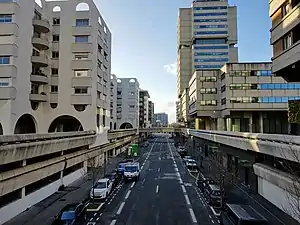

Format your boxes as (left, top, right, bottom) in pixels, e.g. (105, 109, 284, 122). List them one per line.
(177, 0, 238, 123)
(0, 0, 111, 136)
(148, 100, 155, 127)
(139, 89, 151, 128)
(154, 113, 169, 127)
(269, 0, 300, 82)
(116, 78, 139, 129)
(110, 74, 118, 129)
(176, 100, 181, 122)
(189, 62, 300, 133)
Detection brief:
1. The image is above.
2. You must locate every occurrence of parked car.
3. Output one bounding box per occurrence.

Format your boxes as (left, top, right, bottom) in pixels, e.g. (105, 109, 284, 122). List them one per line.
(204, 184, 222, 206)
(117, 162, 127, 175)
(186, 161, 198, 172)
(52, 203, 87, 225)
(220, 204, 268, 225)
(90, 178, 113, 200)
(104, 171, 121, 187)
(197, 175, 215, 192)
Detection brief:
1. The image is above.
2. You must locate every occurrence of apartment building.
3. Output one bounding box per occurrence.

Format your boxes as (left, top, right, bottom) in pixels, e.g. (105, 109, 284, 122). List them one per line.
(139, 89, 150, 128)
(110, 74, 118, 129)
(116, 78, 139, 129)
(154, 113, 169, 127)
(269, 0, 300, 82)
(0, 0, 111, 136)
(189, 62, 300, 133)
(177, 0, 238, 124)
(148, 100, 155, 127)
(176, 101, 181, 122)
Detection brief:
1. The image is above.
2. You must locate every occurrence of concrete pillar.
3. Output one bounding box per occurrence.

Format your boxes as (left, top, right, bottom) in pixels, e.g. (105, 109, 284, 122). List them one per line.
(226, 118, 232, 131)
(259, 112, 264, 133)
(217, 118, 225, 131)
(249, 113, 253, 132)
(21, 160, 26, 197)
(195, 118, 200, 130)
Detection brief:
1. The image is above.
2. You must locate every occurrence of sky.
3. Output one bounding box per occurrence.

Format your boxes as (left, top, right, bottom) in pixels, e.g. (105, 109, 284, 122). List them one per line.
(94, 0, 272, 123)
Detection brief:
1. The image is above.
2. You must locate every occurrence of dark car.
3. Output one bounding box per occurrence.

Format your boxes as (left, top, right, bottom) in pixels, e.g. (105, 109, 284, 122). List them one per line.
(117, 162, 127, 175)
(52, 203, 86, 225)
(197, 175, 215, 192)
(104, 171, 121, 187)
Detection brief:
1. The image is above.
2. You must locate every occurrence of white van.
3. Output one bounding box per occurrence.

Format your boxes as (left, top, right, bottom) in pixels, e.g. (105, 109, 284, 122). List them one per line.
(124, 162, 140, 182)
(90, 178, 112, 199)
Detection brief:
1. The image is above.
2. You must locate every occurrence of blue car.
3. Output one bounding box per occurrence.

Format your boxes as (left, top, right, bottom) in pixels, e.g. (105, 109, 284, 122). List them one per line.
(117, 162, 126, 175)
(52, 203, 86, 225)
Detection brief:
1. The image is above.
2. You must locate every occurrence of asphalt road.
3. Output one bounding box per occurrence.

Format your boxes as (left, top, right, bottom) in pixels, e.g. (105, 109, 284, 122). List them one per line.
(87, 135, 217, 225)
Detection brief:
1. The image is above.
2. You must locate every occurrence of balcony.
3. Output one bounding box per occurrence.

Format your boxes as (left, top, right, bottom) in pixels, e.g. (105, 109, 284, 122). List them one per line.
(71, 60, 93, 70)
(32, 35, 49, 50)
(31, 54, 48, 67)
(0, 87, 16, 100)
(0, 65, 17, 78)
(32, 18, 50, 33)
(71, 94, 92, 105)
(30, 73, 48, 84)
(29, 93, 47, 102)
(72, 43, 93, 53)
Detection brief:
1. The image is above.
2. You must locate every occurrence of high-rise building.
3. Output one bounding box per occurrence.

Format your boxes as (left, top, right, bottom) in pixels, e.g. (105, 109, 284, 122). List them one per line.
(116, 78, 139, 129)
(0, 0, 111, 136)
(139, 89, 150, 128)
(110, 74, 118, 129)
(176, 101, 181, 122)
(154, 113, 169, 127)
(189, 62, 298, 134)
(177, 0, 238, 123)
(269, 0, 300, 82)
(148, 100, 155, 127)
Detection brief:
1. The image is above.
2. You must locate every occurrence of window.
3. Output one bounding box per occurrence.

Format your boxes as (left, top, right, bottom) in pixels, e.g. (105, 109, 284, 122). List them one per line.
(194, 25, 227, 29)
(195, 58, 228, 62)
(194, 6, 227, 10)
(103, 109, 106, 126)
(0, 15, 12, 23)
(53, 18, 60, 25)
(194, 45, 228, 50)
(283, 33, 292, 50)
(200, 100, 217, 106)
(194, 19, 227, 23)
(52, 68, 58, 76)
(51, 85, 58, 93)
(74, 70, 88, 77)
(221, 98, 226, 105)
(195, 52, 228, 56)
(103, 94, 107, 101)
(230, 97, 259, 103)
(97, 91, 101, 99)
(0, 82, 9, 87)
(103, 79, 107, 87)
(0, 56, 10, 64)
(221, 73, 225, 80)
(98, 44, 103, 54)
(52, 35, 59, 42)
(76, 19, 89, 27)
(129, 92, 135, 95)
(229, 84, 258, 90)
(74, 88, 88, 94)
(195, 65, 223, 69)
(52, 51, 59, 58)
(75, 36, 89, 43)
(199, 76, 217, 82)
(200, 88, 217, 94)
(129, 105, 135, 108)
(194, 12, 227, 17)
(282, 2, 291, 17)
(259, 83, 300, 90)
(74, 53, 88, 60)
(195, 38, 226, 45)
(194, 31, 228, 35)
(221, 85, 226, 92)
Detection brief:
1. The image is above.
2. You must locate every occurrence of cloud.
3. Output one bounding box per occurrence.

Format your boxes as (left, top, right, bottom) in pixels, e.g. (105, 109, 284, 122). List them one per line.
(164, 62, 177, 75)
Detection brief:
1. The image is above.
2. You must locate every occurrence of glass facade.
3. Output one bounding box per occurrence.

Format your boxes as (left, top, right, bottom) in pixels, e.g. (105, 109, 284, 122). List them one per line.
(230, 96, 300, 103)
(229, 70, 272, 76)
(194, 19, 227, 22)
(194, 12, 227, 17)
(195, 58, 228, 62)
(194, 45, 228, 49)
(194, 6, 227, 10)
(194, 31, 228, 35)
(195, 65, 223, 69)
(195, 52, 228, 56)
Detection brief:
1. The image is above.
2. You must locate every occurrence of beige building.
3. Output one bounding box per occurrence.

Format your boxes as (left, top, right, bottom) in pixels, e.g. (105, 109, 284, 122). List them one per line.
(0, 0, 111, 137)
(269, 0, 300, 82)
(177, 0, 238, 123)
(189, 62, 299, 134)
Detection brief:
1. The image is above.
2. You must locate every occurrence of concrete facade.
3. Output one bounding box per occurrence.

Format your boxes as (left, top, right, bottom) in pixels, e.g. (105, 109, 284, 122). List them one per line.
(139, 89, 150, 128)
(176, 100, 181, 122)
(269, 0, 300, 82)
(148, 100, 154, 127)
(110, 74, 118, 129)
(116, 78, 139, 129)
(189, 62, 297, 133)
(0, 0, 111, 136)
(177, 0, 238, 123)
(154, 113, 169, 127)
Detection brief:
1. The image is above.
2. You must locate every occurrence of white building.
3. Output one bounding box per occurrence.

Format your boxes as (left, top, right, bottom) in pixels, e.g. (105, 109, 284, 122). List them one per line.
(0, 0, 111, 138)
(110, 74, 118, 129)
(115, 78, 139, 129)
(139, 89, 151, 128)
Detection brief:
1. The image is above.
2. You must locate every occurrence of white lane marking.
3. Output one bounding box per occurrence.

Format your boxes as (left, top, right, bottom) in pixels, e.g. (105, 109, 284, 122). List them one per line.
(141, 166, 143, 170)
(212, 220, 215, 224)
(181, 185, 187, 193)
(189, 208, 198, 223)
(110, 220, 117, 225)
(156, 185, 159, 193)
(184, 194, 191, 205)
(125, 190, 131, 199)
(89, 218, 93, 221)
(116, 202, 125, 215)
(94, 213, 97, 216)
(167, 140, 197, 224)
(175, 168, 179, 172)
(130, 182, 135, 188)
(158, 168, 160, 172)
(218, 220, 220, 223)
(158, 156, 161, 160)
(210, 206, 221, 216)
(209, 215, 212, 219)
(96, 217, 100, 221)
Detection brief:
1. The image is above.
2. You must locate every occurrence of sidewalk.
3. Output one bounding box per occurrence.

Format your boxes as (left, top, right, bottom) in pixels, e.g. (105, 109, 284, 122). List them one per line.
(4, 154, 125, 225)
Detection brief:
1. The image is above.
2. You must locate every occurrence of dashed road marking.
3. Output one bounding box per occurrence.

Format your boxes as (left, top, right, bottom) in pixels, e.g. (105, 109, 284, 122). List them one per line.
(116, 202, 125, 215)
(156, 185, 159, 193)
(189, 208, 198, 223)
(130, 182, 135, 188)
(110, 220, 117, 225)
(125, 190, 131, 199)
(181, 185, 187, 193)
(184, 194, 191, 205)
(94, 213, 97, 216)
(158, 168, 160, 172)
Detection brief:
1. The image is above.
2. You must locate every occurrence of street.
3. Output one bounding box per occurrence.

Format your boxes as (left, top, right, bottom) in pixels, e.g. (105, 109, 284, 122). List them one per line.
(86, 135, 218, 225)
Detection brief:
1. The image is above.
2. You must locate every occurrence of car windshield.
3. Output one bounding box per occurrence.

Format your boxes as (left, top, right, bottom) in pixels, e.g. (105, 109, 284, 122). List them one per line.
(212, 190, 221, 196)
(125, 166, 137, 172)
(118, 163, 126, 168)
(61, 211, 75, 221)
(95, 182, 106, 189)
